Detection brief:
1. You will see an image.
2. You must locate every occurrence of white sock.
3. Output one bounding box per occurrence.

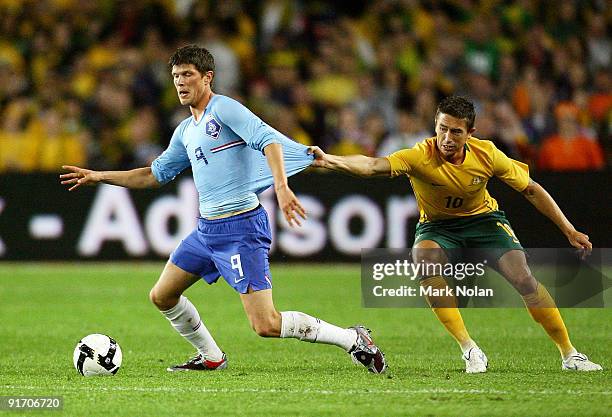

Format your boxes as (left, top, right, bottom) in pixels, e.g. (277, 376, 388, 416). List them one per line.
(280, 311, 357, 351)
(562, 349, 579, 361)
(161, 296, 223, 361)
(460, 339, 479, 354)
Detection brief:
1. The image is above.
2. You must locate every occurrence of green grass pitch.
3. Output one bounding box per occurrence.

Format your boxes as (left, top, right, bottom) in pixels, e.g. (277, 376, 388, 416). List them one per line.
(1, 263, 610, 416)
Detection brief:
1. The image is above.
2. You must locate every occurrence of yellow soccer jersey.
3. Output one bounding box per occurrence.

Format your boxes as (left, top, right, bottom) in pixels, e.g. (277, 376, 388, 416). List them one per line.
(386, 137, 530, 222)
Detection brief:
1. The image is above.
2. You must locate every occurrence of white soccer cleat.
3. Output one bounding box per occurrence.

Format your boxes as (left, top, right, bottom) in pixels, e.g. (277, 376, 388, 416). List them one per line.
(562, 353, 602, 371)
(462, 347, 488, 373)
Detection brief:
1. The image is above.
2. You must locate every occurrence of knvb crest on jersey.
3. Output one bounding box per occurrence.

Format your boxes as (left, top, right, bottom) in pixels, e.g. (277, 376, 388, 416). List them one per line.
(204, 116, 222, 139)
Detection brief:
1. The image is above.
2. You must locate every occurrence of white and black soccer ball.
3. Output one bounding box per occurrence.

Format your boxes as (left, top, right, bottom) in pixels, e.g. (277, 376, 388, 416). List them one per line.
(73, 334, 122, 377)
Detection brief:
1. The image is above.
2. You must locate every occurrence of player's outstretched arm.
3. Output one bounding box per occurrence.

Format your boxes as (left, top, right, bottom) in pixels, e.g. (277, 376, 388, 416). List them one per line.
(60, 165, 161, 191)
(263, 143, 306, 227)
(307, 146, 391, 177)
(521, 179, 592, 253)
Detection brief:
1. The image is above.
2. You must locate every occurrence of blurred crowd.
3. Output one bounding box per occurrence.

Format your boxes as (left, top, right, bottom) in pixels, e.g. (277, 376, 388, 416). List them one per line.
(0, 0, 610, 173)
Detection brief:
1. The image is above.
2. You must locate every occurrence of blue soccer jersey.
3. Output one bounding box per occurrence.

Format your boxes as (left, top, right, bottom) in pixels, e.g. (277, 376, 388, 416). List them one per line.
(151, 95, 314, 217)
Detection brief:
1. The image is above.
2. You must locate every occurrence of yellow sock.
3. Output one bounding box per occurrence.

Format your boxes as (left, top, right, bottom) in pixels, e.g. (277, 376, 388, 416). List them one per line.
(522, 283, 575, 358)
(421, 276, 475, 351)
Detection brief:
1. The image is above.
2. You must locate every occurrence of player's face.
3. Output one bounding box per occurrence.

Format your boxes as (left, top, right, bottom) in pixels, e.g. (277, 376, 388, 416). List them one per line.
(434, 113, 475, 163)
(172, 64, 213, 107)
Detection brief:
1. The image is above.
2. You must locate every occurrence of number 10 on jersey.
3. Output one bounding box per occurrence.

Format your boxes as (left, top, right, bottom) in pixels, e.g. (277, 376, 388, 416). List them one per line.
(445, 196, 464, 208)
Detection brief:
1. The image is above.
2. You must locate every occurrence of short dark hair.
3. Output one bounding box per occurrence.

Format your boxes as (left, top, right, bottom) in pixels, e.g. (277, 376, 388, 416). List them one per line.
(168, 44, 215, 75)
(435, 96, 476, 130)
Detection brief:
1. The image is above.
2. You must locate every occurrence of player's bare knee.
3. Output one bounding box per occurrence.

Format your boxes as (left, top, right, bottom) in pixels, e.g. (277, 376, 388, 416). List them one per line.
(148, 287, 159, 305)
(253, 324, 275, 337)
(149, 287, 177, 311)
(252, 322, 278, 337)
(251, 312, 281, 337)
(511, 272, 538, 295)
(413, 247, 447, 269)
(148, 287, 165, 309)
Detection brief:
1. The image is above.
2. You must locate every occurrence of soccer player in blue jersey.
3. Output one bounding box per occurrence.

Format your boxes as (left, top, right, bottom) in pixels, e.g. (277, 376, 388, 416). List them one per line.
(60, 45, 386, 373)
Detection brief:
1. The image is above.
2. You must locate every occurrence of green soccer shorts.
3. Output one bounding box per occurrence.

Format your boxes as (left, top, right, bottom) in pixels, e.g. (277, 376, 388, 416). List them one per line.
(414, 210, 524, 262)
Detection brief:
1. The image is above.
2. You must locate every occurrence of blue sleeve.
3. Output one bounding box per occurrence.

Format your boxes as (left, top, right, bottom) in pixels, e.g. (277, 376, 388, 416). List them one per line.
(151, 122, 191, 185)
(213, 96, 280, 152)
(251, 138, 315, 195)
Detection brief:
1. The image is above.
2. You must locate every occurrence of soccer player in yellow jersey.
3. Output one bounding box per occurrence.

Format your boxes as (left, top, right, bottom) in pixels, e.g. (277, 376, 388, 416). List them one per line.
(309, 96, 602, 372)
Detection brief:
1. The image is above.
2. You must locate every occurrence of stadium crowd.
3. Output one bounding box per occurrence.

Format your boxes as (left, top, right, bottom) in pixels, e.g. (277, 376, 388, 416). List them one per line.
(0, 0, 609, 172)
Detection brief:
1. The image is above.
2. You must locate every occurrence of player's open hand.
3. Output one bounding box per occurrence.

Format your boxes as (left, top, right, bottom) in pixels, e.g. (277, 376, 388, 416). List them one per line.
(60, 165, 101, 191)
(307, 146, 328, 168)
(567, 229, 592, 259)
(275, 185, 306, 227)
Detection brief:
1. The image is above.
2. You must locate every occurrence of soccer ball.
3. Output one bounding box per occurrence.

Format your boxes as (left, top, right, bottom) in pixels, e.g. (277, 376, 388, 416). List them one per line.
(73, 334, 122, 376)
